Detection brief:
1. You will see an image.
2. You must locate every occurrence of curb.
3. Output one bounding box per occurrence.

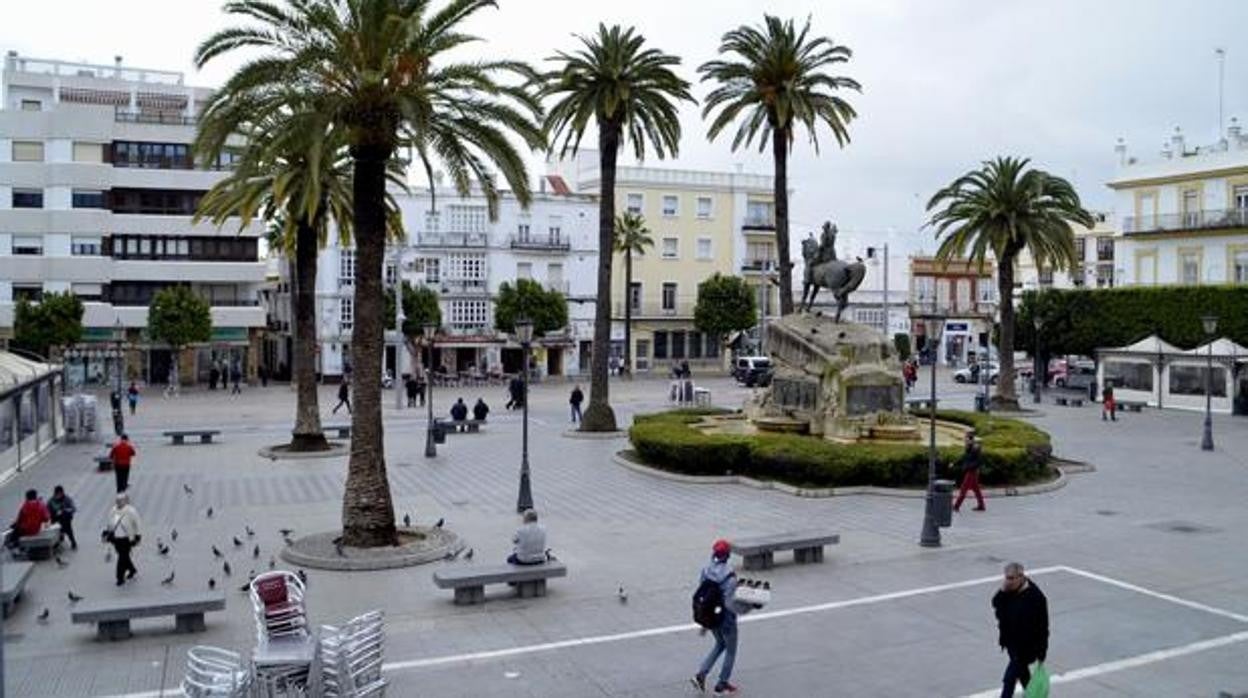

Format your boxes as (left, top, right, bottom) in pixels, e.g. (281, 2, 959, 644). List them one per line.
(562, 429, 629, 440)
(281, 527, 464, 571)
(612, 451, 1079, 499)
(257, 442, 350, 461)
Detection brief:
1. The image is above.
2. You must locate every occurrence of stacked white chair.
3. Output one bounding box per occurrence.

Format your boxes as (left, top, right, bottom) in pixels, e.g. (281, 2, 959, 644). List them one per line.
(249, 571, 309, 644)
(317, 610, 387, 697)
(180, 646, 252, 697)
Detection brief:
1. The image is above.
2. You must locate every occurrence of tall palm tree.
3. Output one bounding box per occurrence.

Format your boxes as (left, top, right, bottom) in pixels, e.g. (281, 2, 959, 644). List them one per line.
(196, 0, 544, 547)
(612, 212, 653, 375)
(539, 24, 694, 431)
(699, 15, 860, 316)
(926, 156, 1094, 409)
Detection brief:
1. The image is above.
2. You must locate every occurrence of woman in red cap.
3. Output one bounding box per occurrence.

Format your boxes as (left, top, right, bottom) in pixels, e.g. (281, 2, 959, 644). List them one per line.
(691, 538, 741, 694)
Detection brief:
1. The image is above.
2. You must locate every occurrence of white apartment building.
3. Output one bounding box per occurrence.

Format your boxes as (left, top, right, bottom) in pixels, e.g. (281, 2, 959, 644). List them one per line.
(1109, 123, 1248, 287)
(1014, 212, 1120, 293)
(0, 52, 266, 385)
(281, 181, 598, 381)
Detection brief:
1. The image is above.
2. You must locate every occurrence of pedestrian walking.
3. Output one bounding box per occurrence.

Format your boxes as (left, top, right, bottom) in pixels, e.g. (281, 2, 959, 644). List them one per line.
(953, 431, 985, 512)
(1101, 383, 1116, 422)
(415, 369, 426, 407)
(691, 539, 743, 695)
(105, 493, 141, 586)
(109, 433, 136, 493)
(609, 355, 620, 376)
(405, 375, 419, 408)
(127, 381, 140, 415)
(259, 365, 269, 387)
(230, 363, 243, 395)
(992, 561, 1049, 698)
(209, 365, 220, 390)
(569, 384, 584, 423)
(47, 485, 78, 549)
(472, 397, 490, 422)
(332, 381, 351, 415)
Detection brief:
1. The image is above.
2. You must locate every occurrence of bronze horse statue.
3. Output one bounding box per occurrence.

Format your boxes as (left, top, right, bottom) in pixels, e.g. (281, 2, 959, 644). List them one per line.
(799, 237, 867, 321)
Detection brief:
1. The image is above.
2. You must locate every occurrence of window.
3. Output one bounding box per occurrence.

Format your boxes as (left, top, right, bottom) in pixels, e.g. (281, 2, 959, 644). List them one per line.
(73, 142, 104, 163)
(72, 189, 107, 209)
(339, 297, 354, 330)
(912, 276, 935, 303)
(696, 237, 713, 261)
(661, 237, 678, 259)
(706, 338, 720, 358)
(653, 331, 669, 359)
(20, 99, 41, 111)
(1103, 359, 1152, 392)
(448, 253, 486, 281)
(1096, 237, 1114, 261)
(110, 188, 203, 214)
(384, 262, 397, 287)
(1169, 364, 1226, 397)
(629, 282, 641, 312)
(1180, 251, 1200, 284)
(1235, 185, 1248, 211)
(977, 279, 996, 303)
(449, 300, 490, 328)
(1038, 268, 1053, 286)
(11, 141, 44, 162)
(1096, 264, 1115, 288)
(1182, 190, 1200, 226)
(516, 262, 532, 279)
(517, 222, 531, 241)
(956, 278, 971, 309)
(746, 200, 773, 227)
(548, 216, 563, 243)
(635, 339, 650, 365)
(12, 188, 43, 208)
(662, 282, 677, 312)
(12, 236, 43, 255)
(447, 205, 487, 233)
(662, 195, 678, 216)
(547, 263, 564, 291)
(422, 257, 440, 284)
(71, 283, 103, 301)
(339, 250, 356, 285)
(1074, 238, 1086, 261)
(671, 331, 686, 359)
(626, 193, 643, 215)
(696, 197, 712, 219)
(12, 284, 43, 302)
(1235, 250, 1248, 283)
(689, 331, 703, 359)
(110, 141, 191, 169)
(72, 236, 102, 255)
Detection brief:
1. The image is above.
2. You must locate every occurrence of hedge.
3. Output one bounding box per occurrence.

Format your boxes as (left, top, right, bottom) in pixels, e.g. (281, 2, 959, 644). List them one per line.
(628, 408, 1052, 489)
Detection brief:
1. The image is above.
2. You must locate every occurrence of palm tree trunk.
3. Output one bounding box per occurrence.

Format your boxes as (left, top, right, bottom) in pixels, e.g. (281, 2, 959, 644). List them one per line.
(623, 248, 632, 375)
(992, 248, 1021, 410)
(290, 219, 329, 451)
(582, 125, 620, 431)
(342, 143, 398, 547)
(772, 128, 794, 316)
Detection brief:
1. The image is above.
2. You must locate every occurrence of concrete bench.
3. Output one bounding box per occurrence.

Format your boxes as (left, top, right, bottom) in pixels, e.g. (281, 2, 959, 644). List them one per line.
(94, 449, 113, 471)
(1, 561, 34, 618)
(733, 531, 841, 571)
(432, 562, 567, 605)
(905, 397, 936, 412)
(70, 592, 226, 640)
(323, 424, 351, 439)
(1117, 400, 1146, 412)
(7, 524, 62, 561)
(163, 429, 221, 445)
(436, 418, 487, 434)
(1054, 395, 1085, 407)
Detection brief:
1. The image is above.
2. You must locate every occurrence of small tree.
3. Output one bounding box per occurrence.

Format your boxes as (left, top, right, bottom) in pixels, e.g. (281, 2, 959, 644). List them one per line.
(694, 273, 758, 357)
(12, 292, 84, 358)
(385, 282, 443, 373)
(893, 333, 912, 361)
(495, 279, 568, 337)
(148, 286, 212, 386)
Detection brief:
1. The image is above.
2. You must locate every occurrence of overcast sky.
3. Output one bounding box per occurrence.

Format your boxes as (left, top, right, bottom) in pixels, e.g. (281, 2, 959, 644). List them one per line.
(5, 0, 1247, 256)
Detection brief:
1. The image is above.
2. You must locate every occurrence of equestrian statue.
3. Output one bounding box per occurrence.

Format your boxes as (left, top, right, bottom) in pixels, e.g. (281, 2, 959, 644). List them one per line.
(799, 221, 866, 321)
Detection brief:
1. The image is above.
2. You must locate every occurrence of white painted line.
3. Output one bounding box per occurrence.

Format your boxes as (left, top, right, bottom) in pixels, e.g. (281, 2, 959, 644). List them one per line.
(960, 629, 1248, 698)
(1059, 565, 1248, 624)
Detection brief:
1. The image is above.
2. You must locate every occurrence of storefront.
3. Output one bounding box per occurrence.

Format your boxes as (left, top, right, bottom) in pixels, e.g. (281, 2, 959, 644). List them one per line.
(1097, 335, 1247, 414)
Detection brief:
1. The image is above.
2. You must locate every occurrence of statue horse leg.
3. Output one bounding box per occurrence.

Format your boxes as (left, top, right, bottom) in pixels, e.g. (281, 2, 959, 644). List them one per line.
(806, 285, 820, 312)
(833, 291, 847, 323)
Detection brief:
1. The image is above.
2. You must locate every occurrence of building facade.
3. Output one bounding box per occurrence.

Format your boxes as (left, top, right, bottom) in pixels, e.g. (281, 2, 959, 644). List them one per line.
(908, 256, 997, 366)
(0, 52, 266, 385)
(1013, 212, 1120, 293)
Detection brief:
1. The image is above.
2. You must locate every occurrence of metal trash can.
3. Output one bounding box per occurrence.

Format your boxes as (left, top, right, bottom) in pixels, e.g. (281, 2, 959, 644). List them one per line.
(433, 424, 447, 444)
(933, 479, 955, 527)
(974, 394, 988, 413)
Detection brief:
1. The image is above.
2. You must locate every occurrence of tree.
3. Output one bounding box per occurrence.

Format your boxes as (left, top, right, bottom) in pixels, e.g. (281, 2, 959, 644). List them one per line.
(694, 273, 757, 356)
(613, 212, 653, 375)
(148, 286, 212, 386)
(494, 279, 568, 337)
(893, 333, 912, 361)
(700, 15, 861, 317)
(926, 157, 1093, 409)
(12, 292, 84, 358)
(197, 0, 544, 547)
(384, 282, 442, 374)
(539, 24, 694, 431)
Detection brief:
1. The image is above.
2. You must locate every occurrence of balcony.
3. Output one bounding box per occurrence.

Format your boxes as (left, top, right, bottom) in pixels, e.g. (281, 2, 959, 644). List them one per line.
(742, 215, 776, 231)
(544, 280, 571, 295)
(115, 108, 196, 126)
(1123, 208, 1248, 235)
(908, 297, 996, 317)
(1097, 246, 1115, 262)
(613, 301, 693, 318)
(441, 278, 489, 296)
(740, 259, 777, 274)
(416, 231, 488, 247)
(510, 235, 571, 252)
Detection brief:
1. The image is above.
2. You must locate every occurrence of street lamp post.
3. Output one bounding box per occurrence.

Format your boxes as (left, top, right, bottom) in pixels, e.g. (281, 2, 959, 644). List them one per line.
(1033, 315, 1043, 404)
(423, 322, 438, 458)
(394, 280, 406, 411)
(515, 318, 535, 513)
(916, 311, 947, 548)
(113, 318, 125, 436)
(1201, 314, 1218, 451)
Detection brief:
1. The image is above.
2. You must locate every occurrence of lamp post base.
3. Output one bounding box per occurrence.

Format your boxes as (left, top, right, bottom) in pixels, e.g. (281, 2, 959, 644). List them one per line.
(424, 427, 437, 458)
(1201, 417, 1214, 451)
(516, 465, 533, 514)
(919, 494, 942, 548)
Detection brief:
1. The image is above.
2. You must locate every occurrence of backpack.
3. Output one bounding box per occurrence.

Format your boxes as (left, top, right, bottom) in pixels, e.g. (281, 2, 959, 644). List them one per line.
(692, 575, 729, 629)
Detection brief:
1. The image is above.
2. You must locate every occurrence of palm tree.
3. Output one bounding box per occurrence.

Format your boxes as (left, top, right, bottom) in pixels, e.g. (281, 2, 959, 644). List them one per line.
(925, 156, 1094, 409)
(612, 212, 653, 375)
(699, 16, 860, 316)
(539, 24, 694, 431)
(196, 0, 544, 547)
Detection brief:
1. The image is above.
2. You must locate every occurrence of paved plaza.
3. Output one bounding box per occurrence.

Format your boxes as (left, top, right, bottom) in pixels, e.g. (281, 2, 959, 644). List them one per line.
(2, 371, 1247, 697)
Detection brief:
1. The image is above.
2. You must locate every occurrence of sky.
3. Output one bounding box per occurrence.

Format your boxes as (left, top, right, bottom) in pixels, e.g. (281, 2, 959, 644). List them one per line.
(5, 0, 1248, 257)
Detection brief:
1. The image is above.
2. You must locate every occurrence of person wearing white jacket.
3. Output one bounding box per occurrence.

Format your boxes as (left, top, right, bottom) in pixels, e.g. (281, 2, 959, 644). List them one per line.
(107, 493, 141, 586)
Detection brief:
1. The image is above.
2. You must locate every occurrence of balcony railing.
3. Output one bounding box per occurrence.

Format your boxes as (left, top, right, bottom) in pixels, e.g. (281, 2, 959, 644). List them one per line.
(742, 215, 776, 230)
(114, 108, 197, 126)
(1123, 208, 1248, 234)
(740, 259, 777, 273)
(510, 235, 571, 251)
(441, 278, 489, 295)
(908, 298, 996, 317)
(1097, 247, 1115, 261)
(544, 280, 571, 295)
(613, 301, 693, 317)
(416, 231, 488, 247)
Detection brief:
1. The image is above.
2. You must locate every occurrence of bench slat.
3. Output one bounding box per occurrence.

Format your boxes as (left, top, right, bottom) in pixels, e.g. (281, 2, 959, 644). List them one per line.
(433, 562, 566, 588)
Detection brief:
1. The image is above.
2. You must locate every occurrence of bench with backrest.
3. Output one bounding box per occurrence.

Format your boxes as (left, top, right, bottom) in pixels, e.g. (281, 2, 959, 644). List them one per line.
(6, 524, 62, 561)
(1053, 395, 1085, 407)
(322, 424, 351, 439)
(94, 448, 113, 471)
(432, 562, 567, 605)
(163, 429, 221, 445)
(435, 418, 487, 434)
(733, 530, 841, 571)
(1116, 400, 1146, 412)
(1, 561, 34, 618)
(70, 591, 226, 640)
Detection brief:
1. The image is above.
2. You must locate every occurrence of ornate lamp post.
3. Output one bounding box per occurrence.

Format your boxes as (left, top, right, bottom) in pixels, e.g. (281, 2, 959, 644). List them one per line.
(915, 310, 948, 548)
(423, 322, 438, 458)
(515, 317, 535, 513)
(1033, 314, 1043, 404)
(1201, 314, 1218, 451)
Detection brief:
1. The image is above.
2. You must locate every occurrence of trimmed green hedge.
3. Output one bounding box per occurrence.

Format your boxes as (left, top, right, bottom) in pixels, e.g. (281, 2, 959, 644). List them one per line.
(628, 408, 1052, 489)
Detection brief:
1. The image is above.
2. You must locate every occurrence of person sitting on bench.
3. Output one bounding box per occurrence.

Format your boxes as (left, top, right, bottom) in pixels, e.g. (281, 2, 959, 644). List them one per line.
(507, 509, 547, 566)
(472, 397, 490, 422)
(450, 398, 469, 427)
(6, 489, 49, 548)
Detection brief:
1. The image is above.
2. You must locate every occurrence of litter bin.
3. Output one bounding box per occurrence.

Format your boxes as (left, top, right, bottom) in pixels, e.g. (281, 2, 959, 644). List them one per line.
(433, 423, 447, 444)
(974, 393, 988, 413)
(933, 479, 955, 527)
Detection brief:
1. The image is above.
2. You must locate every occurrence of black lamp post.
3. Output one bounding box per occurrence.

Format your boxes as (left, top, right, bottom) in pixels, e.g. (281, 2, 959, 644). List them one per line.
(1201, 314, 1217, 451)
(113, 318, 125, 436)
(423, 322, 438, 458)
(916, 311, 947, 548)
(515, 317, 535, 513)
(1033, 314, 1043, 404)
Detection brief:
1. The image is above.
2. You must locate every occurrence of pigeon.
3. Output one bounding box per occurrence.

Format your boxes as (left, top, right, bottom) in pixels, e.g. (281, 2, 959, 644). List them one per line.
(617, 585, 628, 604)
(238, 581, 252, 592)
(212, 545, 223, 558)
(67, 591, 83, 603)
(245, 525, 255, 538)
(434, 518, 444, 529)
(206, 507, 214, 518)
(157, 542, 170, 556)
(233, 536, 243, 547)
(545, 548, 557, 562)
(183, 483, 193, 496)
(208, 577, 216, 590)
(403, 514, 412, 528)
(443, 549, 460, 561)
(253, 544, 260, 559)
(161, 570, 175, 586)
(37, 607, 50, 622)
(268, 556, 276, 570)
(222, 561, 232, 576)
(335, 541, 345, 557)
(54, 554, 68, 568)
(279, 528, 294, 537)
(463, 547, 473, 561)
(296, 569, 308, 585)
(762, 581, 770, 590)
(170, 528, 178, 542)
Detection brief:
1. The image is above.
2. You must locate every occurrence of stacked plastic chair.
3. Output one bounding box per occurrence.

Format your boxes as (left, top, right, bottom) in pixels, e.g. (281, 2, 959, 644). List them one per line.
(316, 610, 387, 697)
(180, 646, 252, 697)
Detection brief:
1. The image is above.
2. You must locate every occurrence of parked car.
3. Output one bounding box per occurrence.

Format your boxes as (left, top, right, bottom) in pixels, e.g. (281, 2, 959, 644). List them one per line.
(732, 356, 774, 387)
(1055, 361, 1097, 391)
(953, 362, 999, 384)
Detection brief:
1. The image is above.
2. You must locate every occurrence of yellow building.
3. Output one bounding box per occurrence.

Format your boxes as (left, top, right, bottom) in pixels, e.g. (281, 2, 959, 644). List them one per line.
(548, 154, 777, 372)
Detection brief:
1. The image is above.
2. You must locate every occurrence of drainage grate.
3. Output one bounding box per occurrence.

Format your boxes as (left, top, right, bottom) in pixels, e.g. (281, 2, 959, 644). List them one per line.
(1145, 520, 1220, 535)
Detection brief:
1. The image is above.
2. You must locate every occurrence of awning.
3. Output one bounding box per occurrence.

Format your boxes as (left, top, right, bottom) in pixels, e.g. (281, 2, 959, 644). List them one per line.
(0, 350, 59, 397)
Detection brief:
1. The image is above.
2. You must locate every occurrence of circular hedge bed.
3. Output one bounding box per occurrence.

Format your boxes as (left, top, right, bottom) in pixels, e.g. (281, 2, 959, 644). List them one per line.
(628, 408, 1053, 489)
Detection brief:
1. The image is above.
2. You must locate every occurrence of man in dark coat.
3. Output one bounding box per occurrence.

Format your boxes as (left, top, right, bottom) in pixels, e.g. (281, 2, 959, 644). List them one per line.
(992, 562, 1049, 698)
(450, 398, 469, 428)
(472, 397, 490, 422)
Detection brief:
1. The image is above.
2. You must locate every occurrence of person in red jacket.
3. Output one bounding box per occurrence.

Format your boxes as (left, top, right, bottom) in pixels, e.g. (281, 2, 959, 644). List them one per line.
(5, 489, 50, 547)
(110, 433, 137, 493)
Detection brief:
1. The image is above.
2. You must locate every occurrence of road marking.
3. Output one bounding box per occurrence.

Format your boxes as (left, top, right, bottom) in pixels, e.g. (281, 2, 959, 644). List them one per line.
(1059, 565, 1248, 624)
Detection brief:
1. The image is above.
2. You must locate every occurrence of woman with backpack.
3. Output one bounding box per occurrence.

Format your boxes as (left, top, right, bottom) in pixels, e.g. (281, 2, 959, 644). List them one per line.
(691, 538, 743, 694)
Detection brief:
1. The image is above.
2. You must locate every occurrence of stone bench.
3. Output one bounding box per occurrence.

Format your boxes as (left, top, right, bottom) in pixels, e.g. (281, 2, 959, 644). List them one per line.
(1, 561, 34, 618)
(94, 449, 113, 471)
(163, 429, 221, 445)
(432, 562, 567, 605)
(6, 524, 62, 561)
(1054, 395, 1085, 407)
(733, 531, 841, 571)
(323, 424, 351, 439)
(905, 397, 936, 412)
(436, 418, 487, 434)
(1117, 400, 1146, 412)
(70, 592, 226, 640)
